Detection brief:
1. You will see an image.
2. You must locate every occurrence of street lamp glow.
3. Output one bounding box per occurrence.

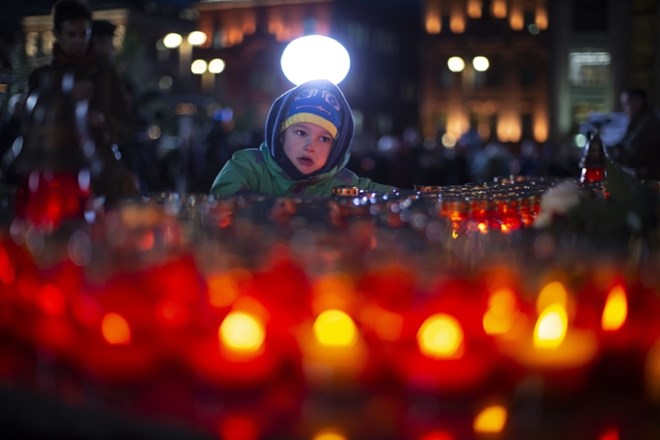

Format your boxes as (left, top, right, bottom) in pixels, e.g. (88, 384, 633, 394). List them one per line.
(187, 31, 207, 46)
(473, 56, 490, 72)
(208, 58, 226, 74)
(281, 35, 350, 85)
(447, 56, 465, 72)
(163, 32, 183, 49)
(191, 59, 207, 75)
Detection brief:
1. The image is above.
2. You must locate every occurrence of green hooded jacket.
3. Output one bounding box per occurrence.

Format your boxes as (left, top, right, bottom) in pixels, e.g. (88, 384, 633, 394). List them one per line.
(210, 79, 395, 198)
(211, 143, 394, 197)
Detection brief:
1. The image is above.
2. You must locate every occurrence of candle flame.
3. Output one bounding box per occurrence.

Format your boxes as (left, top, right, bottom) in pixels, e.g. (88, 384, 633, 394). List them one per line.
(601, 285, 627, 331)
(312, 429, 348, 440)
(473, 404, 507, 434)
(417, 313, 464, 359)
(219, 311, 265, 354)
(483, 288, 516, 335)
(101, 312, 131, 345)
(537, 281, 568, 313)
(313, 309, 358, 347)
(534, 305, 567, 349)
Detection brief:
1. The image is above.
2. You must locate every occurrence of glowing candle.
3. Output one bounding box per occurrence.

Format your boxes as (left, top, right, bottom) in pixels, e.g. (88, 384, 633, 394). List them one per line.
(501, 300, 599, 394)
(78, 310, 160, 382)
(298, 308, 370, 390)
(187, 306, 282, 389)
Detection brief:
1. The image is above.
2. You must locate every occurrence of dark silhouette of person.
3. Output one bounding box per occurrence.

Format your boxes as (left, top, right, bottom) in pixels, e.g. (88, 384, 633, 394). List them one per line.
(607, 88, 660, 181)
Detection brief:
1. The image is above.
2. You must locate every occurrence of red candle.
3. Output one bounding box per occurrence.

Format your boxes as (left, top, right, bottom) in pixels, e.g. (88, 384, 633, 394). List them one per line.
(186, 304, 285, 390)
(14, 170, 91, 231)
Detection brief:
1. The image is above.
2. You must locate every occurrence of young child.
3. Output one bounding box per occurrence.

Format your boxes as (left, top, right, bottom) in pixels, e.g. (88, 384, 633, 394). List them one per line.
(210, 79, 396, 197)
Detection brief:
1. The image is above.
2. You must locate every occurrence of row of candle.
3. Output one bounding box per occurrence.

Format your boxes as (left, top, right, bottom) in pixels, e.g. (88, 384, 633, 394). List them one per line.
(2, 176, 659, 439)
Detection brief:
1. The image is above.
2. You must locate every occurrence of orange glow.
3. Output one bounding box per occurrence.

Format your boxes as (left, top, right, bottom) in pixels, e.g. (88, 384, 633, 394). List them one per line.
(417, 313, 464, 359)
(533, 111, 549, 142)
(425, 0, 441, 34)
(601, 285, 627, 331)
(312, 272, 354, 314)
(496, 112, 521, 142)
(537, 281, 569, 313)
(491, 0, 507, 18)
(467, 0, 482, 18)
(535, 3, 548, 30)
(37, 283, 66, 316)
(241, 10, 256, 34)
(361, 304, 403, 341)
(509, 6, 524, 31)
(219, 311, 265, 356)
(101, 312, 131, 345)
(473, 404, 507, 434)
(483, 288, 517, 335)
(207, 271, 246, 308)
(450, 5, 466, 33)
(534, 304, 567, 349)
(447, 111, 469, 140)
(312, 428, 348, 440)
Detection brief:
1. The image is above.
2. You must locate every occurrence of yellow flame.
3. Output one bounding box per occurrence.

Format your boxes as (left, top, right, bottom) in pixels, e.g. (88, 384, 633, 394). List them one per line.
(473, 404, 507, 434)
(537, 281, 568, 312)
(483, 288, 516, 335)
(534, 305, 567, 349)
(312, 428, 347, 440)
(313, 309, 358, 347)
(219, 311, 265, 354)
(101, 312, 131, 345)
(417, 313, 464, 359)
(602, 285, 628, 331)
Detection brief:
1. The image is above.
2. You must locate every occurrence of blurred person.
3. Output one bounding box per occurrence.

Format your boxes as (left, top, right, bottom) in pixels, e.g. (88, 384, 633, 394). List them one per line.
(211, 79, 396, 197)
(25, 0, 138, 200)
(91, 19, 116, 64)
(469, 141, 514, 183)
(607, 88, 660, 180)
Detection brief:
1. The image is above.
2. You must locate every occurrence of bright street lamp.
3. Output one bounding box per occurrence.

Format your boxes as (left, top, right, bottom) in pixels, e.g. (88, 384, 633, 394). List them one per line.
(280, 35, 350, 85)
(162, 31, 207, 79)
(192, 58, 226, 92)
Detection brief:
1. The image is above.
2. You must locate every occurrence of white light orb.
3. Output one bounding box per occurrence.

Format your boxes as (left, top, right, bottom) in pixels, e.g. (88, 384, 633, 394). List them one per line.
(208, 58, 226, 74)
(281, 35, 350, 85)
(191, 59, 207, 75)
(472, 56, 490, 72)
(447, 56, 465, 72)
(187, 31, 207, 46)
(163, 33, 183, 49)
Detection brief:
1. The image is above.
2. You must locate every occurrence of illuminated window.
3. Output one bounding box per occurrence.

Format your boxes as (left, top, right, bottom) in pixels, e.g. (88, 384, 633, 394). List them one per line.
(568, 51, 611, 87)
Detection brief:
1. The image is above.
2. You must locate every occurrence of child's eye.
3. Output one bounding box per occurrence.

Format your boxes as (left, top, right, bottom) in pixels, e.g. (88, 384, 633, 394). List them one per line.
(320, 135, 332, 143)
(294, 129, 306, 136)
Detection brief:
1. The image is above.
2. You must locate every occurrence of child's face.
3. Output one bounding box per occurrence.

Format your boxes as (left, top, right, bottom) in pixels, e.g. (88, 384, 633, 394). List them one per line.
(282, 122, 334, 175)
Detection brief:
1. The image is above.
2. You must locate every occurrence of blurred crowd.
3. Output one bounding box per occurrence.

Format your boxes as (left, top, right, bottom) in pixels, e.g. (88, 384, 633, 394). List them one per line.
(0, 1, 594, 197)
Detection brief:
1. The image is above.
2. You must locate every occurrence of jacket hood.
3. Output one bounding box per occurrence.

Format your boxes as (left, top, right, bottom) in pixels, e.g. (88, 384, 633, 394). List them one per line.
(265, 79, 354, 180)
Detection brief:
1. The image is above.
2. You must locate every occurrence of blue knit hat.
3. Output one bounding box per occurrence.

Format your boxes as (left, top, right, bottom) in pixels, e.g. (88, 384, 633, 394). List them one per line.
(280, 86, 343, 139)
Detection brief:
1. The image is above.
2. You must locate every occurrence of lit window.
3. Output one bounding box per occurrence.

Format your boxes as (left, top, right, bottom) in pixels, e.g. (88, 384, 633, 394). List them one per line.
(568, 51, 611, 87)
